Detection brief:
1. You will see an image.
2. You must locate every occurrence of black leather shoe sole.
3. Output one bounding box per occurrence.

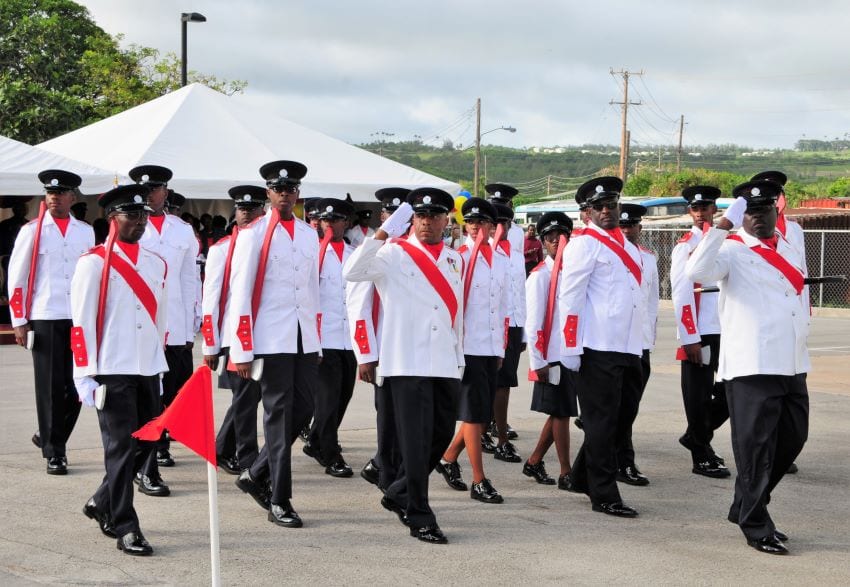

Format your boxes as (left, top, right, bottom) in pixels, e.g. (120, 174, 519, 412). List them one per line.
(381, 496, 410, 527)
(31, 433, 42, 449)
(83, 501, 117, 538)
(692, 465, 731, 478)
(116, 535, 153, 556)
(217, 456, 241, 476)
(747, 537, 788, 555)
(592, 502, 639, 517)
(325, 465, 354, 478)
(46, 465, 67, 475)
(409, 526, 448, 544)
(235, 476, 270, 511)
(616, 473, 650, 487)
(360, 463, 380, 486)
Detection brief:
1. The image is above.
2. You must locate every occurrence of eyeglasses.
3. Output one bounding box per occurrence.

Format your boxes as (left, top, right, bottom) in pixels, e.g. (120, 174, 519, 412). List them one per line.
(591, 202, 618, 211)
(116, 210, 149, 221)
(270, 185, 299, 194)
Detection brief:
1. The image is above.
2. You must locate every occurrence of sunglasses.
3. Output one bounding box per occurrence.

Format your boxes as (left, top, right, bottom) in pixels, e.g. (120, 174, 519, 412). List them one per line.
(270, 185, 299, 194)
(591, 202, 618, 211)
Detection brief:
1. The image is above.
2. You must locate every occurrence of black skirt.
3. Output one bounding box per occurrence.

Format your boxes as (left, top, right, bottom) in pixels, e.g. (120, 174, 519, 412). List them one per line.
(458, 355, 499, 423)
(531, 365, 578, 418)
(496, 326, 525, 388)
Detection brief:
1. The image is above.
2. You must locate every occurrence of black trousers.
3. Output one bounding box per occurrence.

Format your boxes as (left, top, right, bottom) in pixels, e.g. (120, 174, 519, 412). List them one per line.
(680, 334, 729, 461)
(92, 374, 159, 536)
(373, 380, 400, 491)
(30, 320, 81, 458)
(385, 376, 458, 528)
(248, 351, 316, 504)
(726, 374, 808, 541)
(215, 367, 261, 469)
(615, 349, 650, 468)
(571, 348, 643, 505)
(308, 348, 357, 463)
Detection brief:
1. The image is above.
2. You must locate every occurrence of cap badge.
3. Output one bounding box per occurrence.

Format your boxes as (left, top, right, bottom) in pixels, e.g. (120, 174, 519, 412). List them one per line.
(392, 198, 400, 206)
(141, 174, 149, 182)
(326, 205, 334, 212)
(279, 169, 288, 178)
(423, 195, 432, 204)
(471, 207, 479, 214)
(595, 185, 604, 193)
(494, 191, 501, 197)
(751, 187, 761, 196)
(620, 212, 629, 220)
(550, 220, 557, 226)
(243, 195, 252, 202)
(50, 178, 59, 186)
(694, 193, 703, 201)
(133, 195, 143, 203)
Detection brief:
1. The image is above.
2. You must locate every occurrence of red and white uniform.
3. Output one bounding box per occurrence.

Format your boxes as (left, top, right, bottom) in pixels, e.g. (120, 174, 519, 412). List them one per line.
(638, 245, 659, 350)
(345, 280, 381, 364)
(686, 227, 810, 379)
(503, 222, 527, 330)
(670, 227, 721, 347)
(343, 234, 464, 378)
(345, 225, 375, 248)
(7, 213, 93, 326)
(558, 222, 644, 360)
(458, 236, 510, 357)
(318, 240, 355, 350)
(70, 245, 168, 377)
(526, 256, 562, 372)
(227, 211, 321, 363)
(200, 234, 234, 355)
(139, 214, 199, 344)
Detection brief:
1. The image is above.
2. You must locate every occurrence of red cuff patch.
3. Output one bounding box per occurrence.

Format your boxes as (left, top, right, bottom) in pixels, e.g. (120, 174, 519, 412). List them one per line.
(681, 305, 697, 335)
(564, 315, 578, 348)
(70, 326, 88, 367)
(201, 314, 215, 347)
(354, 319, 371, 354)
(10, 288, 23, 319)
(236, 315, 253, 351)
(534, 329, 545, 353)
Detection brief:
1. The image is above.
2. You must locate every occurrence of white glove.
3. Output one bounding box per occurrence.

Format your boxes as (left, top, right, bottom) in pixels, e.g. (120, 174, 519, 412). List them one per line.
(74, 376, 98, 407)
(722, 196, 747, 229)
(561, 356, 581, 372)
(379, 202, 413, 238)
(688, 226, 703, 249)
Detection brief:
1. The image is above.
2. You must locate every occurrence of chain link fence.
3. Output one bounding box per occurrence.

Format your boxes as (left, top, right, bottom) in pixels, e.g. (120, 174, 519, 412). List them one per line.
(641, 228, 850, 308)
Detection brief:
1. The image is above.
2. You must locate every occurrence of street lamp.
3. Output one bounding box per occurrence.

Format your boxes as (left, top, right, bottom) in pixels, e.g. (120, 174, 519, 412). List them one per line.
(473, 121, 516, 196)
(181, 12, 207, 87)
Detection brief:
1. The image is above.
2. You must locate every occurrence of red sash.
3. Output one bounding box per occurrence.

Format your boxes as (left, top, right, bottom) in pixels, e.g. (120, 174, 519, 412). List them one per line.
(462, 230, 487, 311)
(252, 209, 281, 319)
(371, 289, 381, 334)
(583, 229, 642, 285)
(728, 235, 804, 294)
(218, 230, 239, 331)
(394, 239, 458, 326)
(92, 245, 158, 337)
(24, 202, 47, 318)
(542, 236, 567, 360)
(317, 230, 334, 274)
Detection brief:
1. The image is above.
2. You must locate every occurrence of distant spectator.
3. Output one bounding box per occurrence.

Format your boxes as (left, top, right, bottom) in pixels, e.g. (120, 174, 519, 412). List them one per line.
(92, 218, 109, 245)
(70, 202, 88, 223)
(524, 224, 544, 274)
(444, 223, 463, 249)
(209, 215, 228, 245)
(0, 200, 30, 257)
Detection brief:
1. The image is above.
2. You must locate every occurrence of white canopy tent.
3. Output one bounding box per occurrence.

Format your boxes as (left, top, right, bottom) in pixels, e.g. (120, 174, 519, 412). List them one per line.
(0, 134, 121, 196)
(38, 84, 461, 202)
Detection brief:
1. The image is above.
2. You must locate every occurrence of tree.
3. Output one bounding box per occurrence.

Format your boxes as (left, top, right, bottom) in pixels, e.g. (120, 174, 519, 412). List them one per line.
(0, 0, 245, 144)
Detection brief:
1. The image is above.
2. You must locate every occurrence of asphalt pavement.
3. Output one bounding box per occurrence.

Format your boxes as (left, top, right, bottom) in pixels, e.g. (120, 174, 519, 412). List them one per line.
(0, 307, 848, 585)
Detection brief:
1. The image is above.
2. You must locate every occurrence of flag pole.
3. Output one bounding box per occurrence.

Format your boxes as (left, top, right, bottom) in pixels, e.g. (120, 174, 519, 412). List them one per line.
(207, 371, 221, 587)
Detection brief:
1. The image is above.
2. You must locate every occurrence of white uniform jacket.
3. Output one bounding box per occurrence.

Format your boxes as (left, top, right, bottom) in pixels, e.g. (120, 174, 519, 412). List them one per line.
(70, 245, 168, 378)
(200, 234, 234, 355)
(558, 222, 644, 359)
(319, 242, 355, 350)
(227, 212, 321, 363)
(780, 219, 810, 309)
(345, 226, 375, 248)
(670, 227, 721, 346)
(503, 222, 528, 329)
(525, 256, 563, 372)
(139, 215, 199, 344)
(686, 227, 810, 380)
(343, 234, 464, 379)
(458, 238, 510, 358)
(345, 279, 381, 364)
(639, 245, 659, 351)
(7, 213, 94, 326)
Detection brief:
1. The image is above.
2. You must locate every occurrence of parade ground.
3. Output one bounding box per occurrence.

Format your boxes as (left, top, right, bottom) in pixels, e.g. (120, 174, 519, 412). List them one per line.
(0, 306, 848, 586)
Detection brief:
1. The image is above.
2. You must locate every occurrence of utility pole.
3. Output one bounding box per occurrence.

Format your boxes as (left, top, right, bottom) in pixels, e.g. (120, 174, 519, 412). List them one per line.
(609, 68, 642, 181)
(624, 130, 631, 183)
(546, 175, 551, 196)
(483, 154, 488, 186)
(473, 98, 482, 197)
(676, 114, 685, 173)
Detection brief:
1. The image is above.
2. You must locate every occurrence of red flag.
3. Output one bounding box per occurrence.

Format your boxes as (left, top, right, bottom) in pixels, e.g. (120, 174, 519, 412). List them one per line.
(133, 366, 217, 466)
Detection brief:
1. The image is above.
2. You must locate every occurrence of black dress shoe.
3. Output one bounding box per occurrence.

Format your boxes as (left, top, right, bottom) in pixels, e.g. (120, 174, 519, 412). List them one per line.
(487, 421, 498, 436)
(46, 456, 67, 475)
(156, 449, 175, 467)
(83, 498, 117, 538)
(235, 470, 270, 510)
(299, 425, 310, 443)
(435, 460, 468, 491)
(217, 455, 241, 475)
(268, 501, 302, 528)
(135, 472, 171, 496)
(592, 501, 639, 518)
(747, 535, 788, 555)
(31, 432, 42, 449)
(506, 425, 519, 440)
(617, 465, 649, 486)
(787, 462, 799, 474)
(360, 459, 380, 486)
(523, 460, 556, 485)
(774, 529, 789, 542)
(380, 496, 410, 527)
(480, 433, 497, 454)
(558, 473, 585, 493)
(494, 441, 522, 463)
(409, 524, 447, 544)
(302, 441, 327, 467)
(325, 457, 354, 478)
(470, 478, 504, 504)
(116, 531, 153, 556)
(693, 459, 731, 478)
(574, 417, 584, 430)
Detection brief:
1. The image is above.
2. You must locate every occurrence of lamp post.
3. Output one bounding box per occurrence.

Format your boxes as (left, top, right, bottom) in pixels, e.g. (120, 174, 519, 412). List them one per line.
(473, 118, 516, 196)
(181, 12, 207, 87)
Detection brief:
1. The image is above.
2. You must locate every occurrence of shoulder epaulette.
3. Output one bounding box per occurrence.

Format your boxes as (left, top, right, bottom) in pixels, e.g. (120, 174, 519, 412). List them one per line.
(677, 232, 694, 244)
(638, 245, 656, 255)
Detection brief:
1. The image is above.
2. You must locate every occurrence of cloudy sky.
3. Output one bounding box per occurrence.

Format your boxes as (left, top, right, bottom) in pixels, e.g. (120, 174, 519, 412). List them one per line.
(78, 0, 850, 150)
